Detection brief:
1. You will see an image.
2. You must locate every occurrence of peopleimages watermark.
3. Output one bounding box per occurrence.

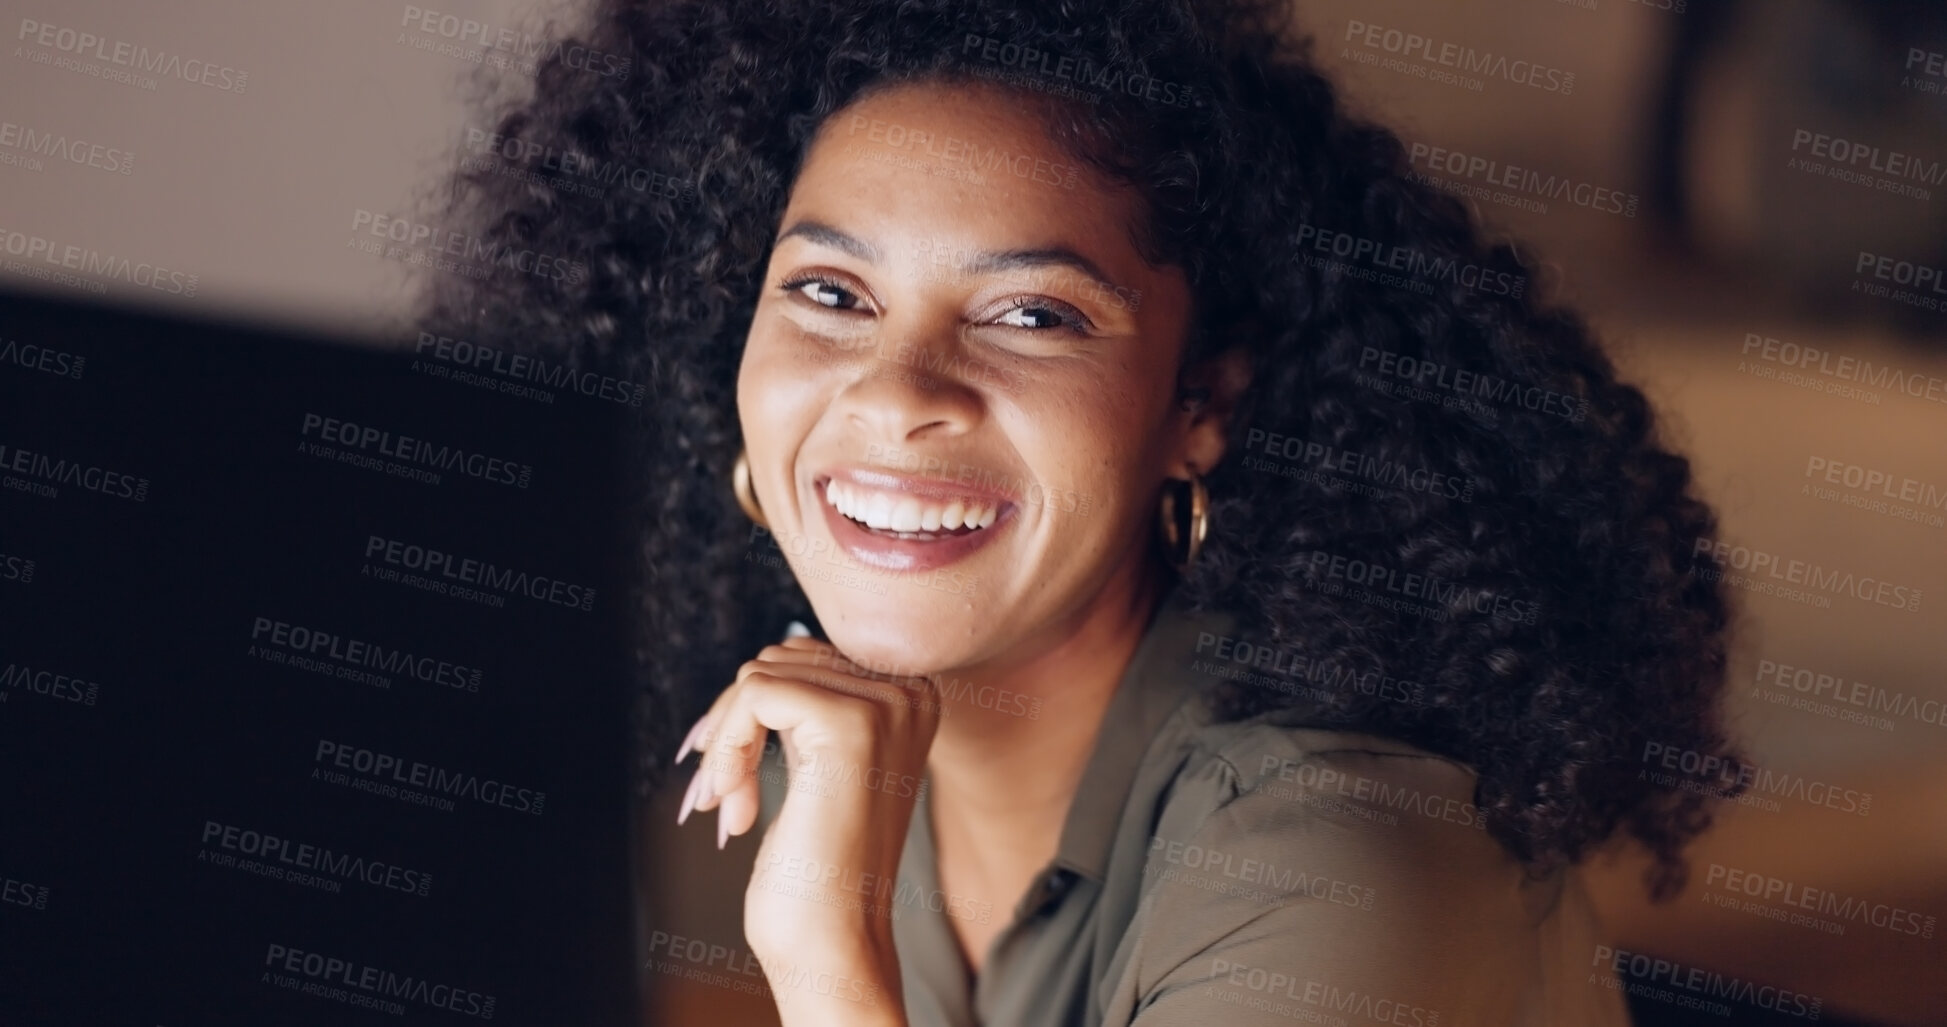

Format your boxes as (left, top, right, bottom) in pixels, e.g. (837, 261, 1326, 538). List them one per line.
(958, 34, 1197, 108)
(1354, 346, 1590, 424)
(1692, 536, 1922, 614)
(1255, 753, 1488, 831)
(1802, 455, 1946, 529)
(1640, 740, 1871, 816)
(0, 552, 34, 585)
(863, 443, 1093, 519)
(1192, 630, 1427, 710)
(1852, 249, 1947, 314)
(1294, 224, 1527, 298)
(1293, 548, 1542, 626)
(805, 646, 1042, 720)
(396, 4, 630, 81)
(1591, 946, 1822, 1020)
(1206, 958, 1440, 1027)
(644, 928, 888, 1009)
(800, 305, 1033, 395)
(1341, 20, 1575, 95)
(755, 851, 996, 928)
(843, 113, 1082, 189)
(0, 441, 149, 503)
(413, 331, 644, 407)
(1787, 128, 1942, 202)
(913, 237, 1140, 311)
(693, 733, 927, 801)
(0, 227, 197, 296)
(1145, 836, 1377, 910)
(348, 208, 588, 285)
(313, 739, 546, 816)
(249, 615, 483, 694)
(0, 120, 132, 176)
(201, 819, 434, 898)
(1241, 427, 1478, 503)
(0, 337, 84, 378)
(2, 872, 49, 911)
(644, 928, 771, 997)
(1752, 657, 1947, 733)
(0, 659, 100, 706)
(298, 412, 533, 489)
(1907, 47, 1947, 97)
(1702, 862, 1936, 940)
(14, 18, 248, 94)
(1734, 331, 1947, 407)
(1407, 142, 1639, 218)
(263, 942, 494, 1019)
(361, 534, 597, 613)
(459, 126, 691, 203)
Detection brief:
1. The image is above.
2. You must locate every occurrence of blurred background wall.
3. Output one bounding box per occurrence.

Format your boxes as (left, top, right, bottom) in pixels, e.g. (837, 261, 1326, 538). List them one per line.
(4, 0, 1944, 1023)
(0, 0, 543, 335)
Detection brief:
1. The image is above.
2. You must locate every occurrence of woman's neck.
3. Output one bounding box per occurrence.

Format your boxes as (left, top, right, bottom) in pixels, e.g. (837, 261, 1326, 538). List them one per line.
(923, 558, 1167, 869)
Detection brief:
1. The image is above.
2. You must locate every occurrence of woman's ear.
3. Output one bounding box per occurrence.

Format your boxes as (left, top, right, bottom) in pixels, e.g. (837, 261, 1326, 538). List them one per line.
(1174, 344, 1253, 475)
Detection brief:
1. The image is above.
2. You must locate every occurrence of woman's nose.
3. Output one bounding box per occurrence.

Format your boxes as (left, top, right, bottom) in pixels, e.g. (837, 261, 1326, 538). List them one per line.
(834, 331, 986, 443)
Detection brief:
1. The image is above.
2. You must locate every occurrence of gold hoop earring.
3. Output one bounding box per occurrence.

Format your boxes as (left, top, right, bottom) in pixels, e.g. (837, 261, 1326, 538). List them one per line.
(1158, 472, 1209, 572)
(732, 448, 768, 528)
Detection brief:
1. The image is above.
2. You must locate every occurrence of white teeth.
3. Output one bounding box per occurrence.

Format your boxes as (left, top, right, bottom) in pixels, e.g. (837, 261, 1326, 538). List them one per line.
(825, 481, 1002, 535)
(890, 497, 922, 532)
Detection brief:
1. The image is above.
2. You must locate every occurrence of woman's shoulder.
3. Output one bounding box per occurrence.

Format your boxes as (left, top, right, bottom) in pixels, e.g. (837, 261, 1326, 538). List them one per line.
(1151, 597, 1484, 831)
(1104, 715, 1618, 1026)
(1166, 713, 1492, 837)
(1138, 710, 1556, 924)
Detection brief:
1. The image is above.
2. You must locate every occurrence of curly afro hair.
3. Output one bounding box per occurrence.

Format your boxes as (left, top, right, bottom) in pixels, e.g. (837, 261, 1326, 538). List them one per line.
(421, 0, 1751, 901)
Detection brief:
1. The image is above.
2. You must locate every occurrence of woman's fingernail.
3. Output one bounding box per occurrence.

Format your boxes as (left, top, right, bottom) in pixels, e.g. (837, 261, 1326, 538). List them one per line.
(674, 717, 706, 765)
(676, 771, 700, 826)
(784, 620, 810, 639)
(717, 819, 729, 850)
(693, 770, 716, 811)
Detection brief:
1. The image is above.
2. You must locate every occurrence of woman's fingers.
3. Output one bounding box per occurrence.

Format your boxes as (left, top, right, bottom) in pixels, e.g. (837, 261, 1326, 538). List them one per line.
(697, 666, 922, 846)
(675, 631, 938, 846)
(673, 641, 823, 817)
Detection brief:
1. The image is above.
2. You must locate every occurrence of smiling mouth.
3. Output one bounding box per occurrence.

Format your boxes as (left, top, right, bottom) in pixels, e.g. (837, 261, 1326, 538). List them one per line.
(820, 477, 1004, 541)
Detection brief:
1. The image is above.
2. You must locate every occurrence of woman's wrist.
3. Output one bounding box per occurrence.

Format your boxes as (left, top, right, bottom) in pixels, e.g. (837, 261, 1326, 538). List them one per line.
(755, 942, 905, 1027)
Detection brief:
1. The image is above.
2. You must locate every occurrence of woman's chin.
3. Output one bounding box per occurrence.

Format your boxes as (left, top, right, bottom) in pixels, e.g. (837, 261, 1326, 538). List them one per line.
(815, 616, 975, 679)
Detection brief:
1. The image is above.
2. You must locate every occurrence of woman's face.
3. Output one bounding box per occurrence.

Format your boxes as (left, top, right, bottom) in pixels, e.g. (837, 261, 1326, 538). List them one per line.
(737, 79, 1219, 674)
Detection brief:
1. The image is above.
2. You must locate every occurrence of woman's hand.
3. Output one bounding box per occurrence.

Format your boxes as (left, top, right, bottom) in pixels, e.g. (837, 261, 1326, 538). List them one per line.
(674, 633, 942, 1027)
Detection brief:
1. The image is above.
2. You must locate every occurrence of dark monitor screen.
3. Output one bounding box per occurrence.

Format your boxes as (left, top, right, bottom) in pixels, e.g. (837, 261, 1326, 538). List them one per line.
(0, 289, 640, 1027)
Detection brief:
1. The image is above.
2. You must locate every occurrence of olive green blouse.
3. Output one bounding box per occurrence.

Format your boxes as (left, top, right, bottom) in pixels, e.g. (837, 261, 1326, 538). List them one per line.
(755, 588, 1634, 1027)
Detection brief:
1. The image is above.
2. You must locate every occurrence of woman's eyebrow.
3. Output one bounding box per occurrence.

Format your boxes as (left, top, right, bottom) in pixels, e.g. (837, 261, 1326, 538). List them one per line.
(775, 220, 879, 262)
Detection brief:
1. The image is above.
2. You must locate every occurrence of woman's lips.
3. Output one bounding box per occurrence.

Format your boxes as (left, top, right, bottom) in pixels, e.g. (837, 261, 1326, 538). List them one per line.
(811, 469, 1016, 573)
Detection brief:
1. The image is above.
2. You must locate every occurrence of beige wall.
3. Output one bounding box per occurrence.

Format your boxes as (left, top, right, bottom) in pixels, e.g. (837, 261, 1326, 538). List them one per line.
(0, 0, 554, 335)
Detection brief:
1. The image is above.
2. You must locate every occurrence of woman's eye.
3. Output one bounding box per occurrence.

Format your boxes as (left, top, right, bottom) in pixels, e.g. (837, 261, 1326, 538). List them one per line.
(994, 301, 1084, 331)
(787, 278, 861, 310)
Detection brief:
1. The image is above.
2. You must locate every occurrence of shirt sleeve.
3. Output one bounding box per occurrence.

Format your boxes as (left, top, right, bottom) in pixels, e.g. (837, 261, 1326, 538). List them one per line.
(1115, 730, 1560, 1027)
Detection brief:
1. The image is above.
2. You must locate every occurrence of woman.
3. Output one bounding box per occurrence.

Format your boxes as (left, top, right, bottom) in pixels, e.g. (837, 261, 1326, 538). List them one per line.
(424, 1, 1749, 1024)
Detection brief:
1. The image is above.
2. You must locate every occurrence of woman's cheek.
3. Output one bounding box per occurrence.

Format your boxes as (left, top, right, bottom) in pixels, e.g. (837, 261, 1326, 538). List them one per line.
(773, 316, 878, 371)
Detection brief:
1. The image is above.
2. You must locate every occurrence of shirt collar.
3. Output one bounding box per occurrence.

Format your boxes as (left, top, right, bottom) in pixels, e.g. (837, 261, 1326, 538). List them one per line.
(1050, 584, 1234, 883)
